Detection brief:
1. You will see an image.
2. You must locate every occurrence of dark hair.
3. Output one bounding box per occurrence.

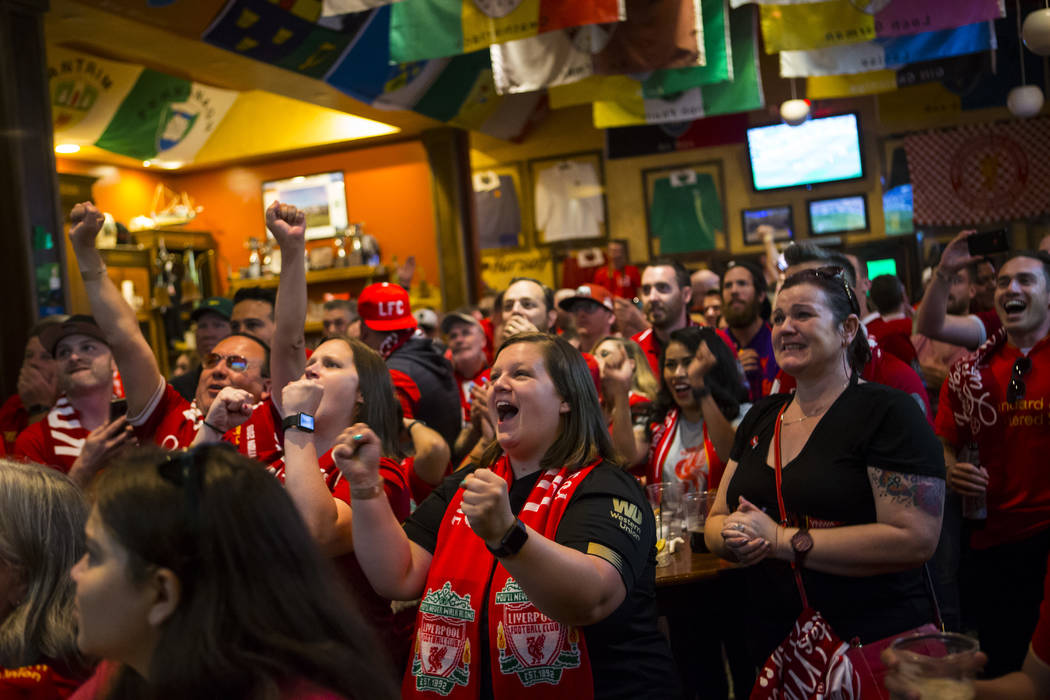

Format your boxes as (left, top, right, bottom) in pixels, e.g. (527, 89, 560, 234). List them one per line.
(507, 277, 555, 313)
(869, 275, 904, 315)
(1002, 250, 1050, 288)
(780, 268, 871, 373)
(322, 299, 358, 318)
(480, 333, 620, 470)
(703, 289, 722, 300)
(608, 239, 629, 257)
(232, 286, 276, 314)
(216, 333, 271, 379)
(28, 315, 68, 340)
(652, 327, 747, 425)
(724, 260, 767, 297)
(93, 445, 399, 700)
(316, 336, 403, 459)
(644, 258, 691, 289)
(783, 243, 857, 287)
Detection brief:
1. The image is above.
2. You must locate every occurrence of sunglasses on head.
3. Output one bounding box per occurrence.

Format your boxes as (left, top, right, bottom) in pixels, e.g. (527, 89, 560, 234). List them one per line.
(157, 443, 236, 529)
(1006, 355, 1032, 404)
(796, 265, 860, 315)
(202, 353, 249, 372)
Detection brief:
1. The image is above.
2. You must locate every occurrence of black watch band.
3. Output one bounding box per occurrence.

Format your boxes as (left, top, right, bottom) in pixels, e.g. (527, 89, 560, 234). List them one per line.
(486, 518, 528, 558)
(282, 412, 315, 433)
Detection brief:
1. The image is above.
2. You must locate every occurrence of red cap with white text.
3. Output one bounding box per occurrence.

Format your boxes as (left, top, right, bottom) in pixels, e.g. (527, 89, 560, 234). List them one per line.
(358, 282, 417, 331)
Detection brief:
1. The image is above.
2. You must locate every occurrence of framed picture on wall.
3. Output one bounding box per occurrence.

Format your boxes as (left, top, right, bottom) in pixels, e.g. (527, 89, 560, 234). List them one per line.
(642, 161, 726, 258)
(527, 151, 607, 245)
(741, 205, 793, 246)
(807, 194, 869, 235)
(472, 162, 528, 250)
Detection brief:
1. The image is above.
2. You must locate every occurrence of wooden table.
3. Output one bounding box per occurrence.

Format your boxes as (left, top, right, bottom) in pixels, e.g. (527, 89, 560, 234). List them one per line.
(655, 548, 730, 587)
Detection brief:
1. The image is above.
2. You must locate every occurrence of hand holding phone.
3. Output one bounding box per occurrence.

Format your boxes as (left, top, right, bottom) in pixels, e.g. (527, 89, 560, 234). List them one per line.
(109, 398, 128, 422)
(967, 229, 1009, 257)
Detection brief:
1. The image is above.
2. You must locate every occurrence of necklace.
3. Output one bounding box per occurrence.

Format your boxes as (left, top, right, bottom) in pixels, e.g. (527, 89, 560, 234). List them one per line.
(779, 382, 849, 426)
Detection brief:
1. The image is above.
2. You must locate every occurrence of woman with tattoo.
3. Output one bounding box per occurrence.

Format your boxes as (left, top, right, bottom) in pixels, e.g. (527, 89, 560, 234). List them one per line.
(704, 266, 946, 672)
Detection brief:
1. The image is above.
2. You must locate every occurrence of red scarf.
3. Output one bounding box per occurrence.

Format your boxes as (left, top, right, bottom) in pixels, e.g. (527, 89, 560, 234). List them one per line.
(403, 456, 599, 699)
(647, 407, 724, 490)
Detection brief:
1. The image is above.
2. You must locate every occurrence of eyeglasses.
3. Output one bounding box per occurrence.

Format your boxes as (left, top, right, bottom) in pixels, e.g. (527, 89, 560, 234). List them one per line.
(1007, 355, 1032, 403)
(794, 265, 860, 315)
(202, 352, 249, 372)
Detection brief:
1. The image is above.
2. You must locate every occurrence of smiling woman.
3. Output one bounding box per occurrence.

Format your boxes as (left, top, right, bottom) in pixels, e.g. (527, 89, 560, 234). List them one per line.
(341, 333, 678, 699)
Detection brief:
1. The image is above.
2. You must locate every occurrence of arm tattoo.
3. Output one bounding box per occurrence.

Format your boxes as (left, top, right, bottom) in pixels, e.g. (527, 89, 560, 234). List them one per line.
(867, 468, 944, 518)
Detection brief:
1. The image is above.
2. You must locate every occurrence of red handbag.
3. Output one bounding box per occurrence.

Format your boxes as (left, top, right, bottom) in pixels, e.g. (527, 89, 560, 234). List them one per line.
(750, 403, 942, 700)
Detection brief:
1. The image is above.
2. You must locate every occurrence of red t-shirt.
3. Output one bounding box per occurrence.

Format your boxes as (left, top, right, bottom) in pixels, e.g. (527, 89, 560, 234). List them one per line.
(13, 397, 92, 473)
(389, 369, 420, 421)
(0, 393, 29, 454)
(631, 320, 715, 384)
(593, 264, 641, 300)
(936, 332, 1050, 549)
(0, 661, 83, 699)
(865, 317, 918, 366)
(453, 367, 490, 425)
(976, 310, 1002, 340)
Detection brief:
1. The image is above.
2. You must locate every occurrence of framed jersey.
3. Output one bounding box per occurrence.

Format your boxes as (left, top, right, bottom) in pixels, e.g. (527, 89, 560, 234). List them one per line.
(643, 160, 726, 258)
(528, 150, 608, 245)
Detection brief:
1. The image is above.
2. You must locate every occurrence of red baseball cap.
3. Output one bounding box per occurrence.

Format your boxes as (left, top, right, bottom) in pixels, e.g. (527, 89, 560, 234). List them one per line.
(358, 282, 417, 331)
(558, 284, 614, 312)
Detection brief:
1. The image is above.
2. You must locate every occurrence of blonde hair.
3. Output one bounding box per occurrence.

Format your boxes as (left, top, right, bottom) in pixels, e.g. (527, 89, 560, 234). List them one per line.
(595, 336, 659, 401)
(0, 460, 87, 670)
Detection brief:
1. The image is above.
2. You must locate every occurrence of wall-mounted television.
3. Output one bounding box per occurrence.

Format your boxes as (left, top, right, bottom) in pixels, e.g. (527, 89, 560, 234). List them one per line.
(882, 183, 914, 235)
(741, 205, 793, 246)
(746, 113, 864, 192)
(807, 194, 869, 235)
(866, 258, 898, 280)
(262, 171, 348, 240)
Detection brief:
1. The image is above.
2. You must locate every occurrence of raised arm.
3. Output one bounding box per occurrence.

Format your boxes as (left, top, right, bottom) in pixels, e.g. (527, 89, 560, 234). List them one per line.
(67, 203, 162, 417)
(267, 202, 309, 413)
(406, 418, 451, 487)
(915, 230, 985, 349)
(601, 350, 647, 466)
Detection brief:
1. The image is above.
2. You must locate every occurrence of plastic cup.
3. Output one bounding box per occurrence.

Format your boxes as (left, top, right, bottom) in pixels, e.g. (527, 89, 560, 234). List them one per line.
(684, 490, 713, 552)
(889, 632, 979, 699)
(645, 482, 687, 540)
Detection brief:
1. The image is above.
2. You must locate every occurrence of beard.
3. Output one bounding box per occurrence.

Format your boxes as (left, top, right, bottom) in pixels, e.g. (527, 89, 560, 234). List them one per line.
(723, 298, 759, 328)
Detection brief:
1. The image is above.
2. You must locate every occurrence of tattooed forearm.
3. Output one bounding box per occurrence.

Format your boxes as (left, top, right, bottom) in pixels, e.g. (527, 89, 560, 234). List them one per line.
(867, 468, 945, 518)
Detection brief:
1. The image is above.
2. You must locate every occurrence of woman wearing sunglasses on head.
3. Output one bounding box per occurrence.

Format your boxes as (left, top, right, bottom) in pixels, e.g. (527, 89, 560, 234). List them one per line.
(68, 445, 398, 700)
(704, 267, 946, 675)
(0, 461, 92, 698)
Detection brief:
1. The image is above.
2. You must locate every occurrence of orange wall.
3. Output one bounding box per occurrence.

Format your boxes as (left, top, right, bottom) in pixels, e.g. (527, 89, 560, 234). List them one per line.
(171, 141, 437, 294)
(55, 158, 173, 223)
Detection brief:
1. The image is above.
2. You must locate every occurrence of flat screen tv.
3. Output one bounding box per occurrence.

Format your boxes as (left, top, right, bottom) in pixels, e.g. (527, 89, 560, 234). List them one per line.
(866, 258, 898, 280)
(882, 183, 914, 235)
(741, 205, 793, 246)
(262, 171, 348, 240)
(746, 113, 864, 192)
(807, 194, 869, 235)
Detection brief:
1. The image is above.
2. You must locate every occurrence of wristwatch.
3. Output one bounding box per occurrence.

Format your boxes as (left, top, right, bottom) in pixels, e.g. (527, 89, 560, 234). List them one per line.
(282, 412, 315, 433)
(790, 524, 813, 567)
(486, 518, 528, 558)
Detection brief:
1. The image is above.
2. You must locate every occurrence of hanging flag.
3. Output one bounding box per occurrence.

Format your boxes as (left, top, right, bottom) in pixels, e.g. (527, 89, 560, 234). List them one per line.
(591, 5, 762, 128)
(388, 0, 624, 63)
(605, 112, 749, 159)
(48, 46, 144, 146)
(904, 117, 1050, 226)
(760, 0, 1003, 53)
(805, 52, 990, 99)
(491, 0, 723, 96)
(94, 70, 238, 162)
(780, 21, 995, 77)
(202, 0, 355, 79)
(71, 0, 229, 37)
(323, 0, 402, 14)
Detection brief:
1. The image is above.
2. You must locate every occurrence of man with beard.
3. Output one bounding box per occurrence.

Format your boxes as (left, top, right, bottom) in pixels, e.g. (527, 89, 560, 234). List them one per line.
(632, 260, 697, 380)
(63, 202, 279, 461)
(911, 263, 975, 404)
(973, 257, 997, 313)
(14, 315, 134, 486)
(721, 260, 778, 401)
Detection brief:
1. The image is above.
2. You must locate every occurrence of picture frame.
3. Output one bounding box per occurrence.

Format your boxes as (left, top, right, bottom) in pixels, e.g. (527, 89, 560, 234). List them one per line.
(741, 205, 794, 246)
(642, 160, 726, 258)
(806, 194, 870, 235)
(471, 161, 529, 250)
(527, 151, 607, 245)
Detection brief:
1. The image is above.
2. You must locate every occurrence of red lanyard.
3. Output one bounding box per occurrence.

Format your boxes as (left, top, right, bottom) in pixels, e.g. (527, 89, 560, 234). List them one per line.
(772, 400, 810, 608)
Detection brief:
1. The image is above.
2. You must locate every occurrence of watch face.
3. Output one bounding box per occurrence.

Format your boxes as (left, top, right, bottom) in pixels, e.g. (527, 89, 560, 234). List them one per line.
(300, 414, 315, 431)
(791, 530, 813, 554)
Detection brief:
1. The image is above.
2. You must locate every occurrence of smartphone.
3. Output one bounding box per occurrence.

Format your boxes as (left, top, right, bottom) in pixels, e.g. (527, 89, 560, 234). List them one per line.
(967, 229, 1009, 256)
(109, 398, 128, 421)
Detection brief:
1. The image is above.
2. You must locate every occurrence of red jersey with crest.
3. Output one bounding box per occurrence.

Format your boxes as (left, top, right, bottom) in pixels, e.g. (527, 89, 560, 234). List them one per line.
(13, 396, 92, 473)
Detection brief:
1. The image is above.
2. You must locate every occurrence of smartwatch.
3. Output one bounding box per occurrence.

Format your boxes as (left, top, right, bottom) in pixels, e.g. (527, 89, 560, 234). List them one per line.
(486, 518, 528, 558)
(790, 524, 813, 567)
(282, 412, 315, 433)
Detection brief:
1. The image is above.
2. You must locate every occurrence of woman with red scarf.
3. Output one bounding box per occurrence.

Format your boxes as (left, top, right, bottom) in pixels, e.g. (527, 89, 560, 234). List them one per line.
(340, 333, 676, 699)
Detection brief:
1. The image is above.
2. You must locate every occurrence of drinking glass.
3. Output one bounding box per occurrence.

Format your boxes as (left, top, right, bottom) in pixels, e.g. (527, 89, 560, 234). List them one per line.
(889, 632, 979, 700)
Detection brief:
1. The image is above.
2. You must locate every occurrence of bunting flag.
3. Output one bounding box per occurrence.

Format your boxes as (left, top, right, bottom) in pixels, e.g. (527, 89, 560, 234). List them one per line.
(389, 0, 624, 63)
(904, 117, 1050, 226)
(48, 47, 238, 162)
(70, 0, 229, 37)
(605, 112, 749, 159)
(491, 0, 725, 96)
(202, 0, 355, 79)
(780, 21, 995, 77)
(805, 52, 991, 99)
(589, 5, 762, 128)
(323, 0, 402, 14)
(759, 0, 1003, 53)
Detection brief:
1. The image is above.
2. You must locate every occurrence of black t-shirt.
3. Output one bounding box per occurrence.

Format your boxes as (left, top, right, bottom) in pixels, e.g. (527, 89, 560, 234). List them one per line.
(404, 462, 677, 699)
(726, 383, 945, 666)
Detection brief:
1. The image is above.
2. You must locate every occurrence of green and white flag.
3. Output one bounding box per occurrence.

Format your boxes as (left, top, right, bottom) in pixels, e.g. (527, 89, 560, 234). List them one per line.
(48, 46, 144, 146)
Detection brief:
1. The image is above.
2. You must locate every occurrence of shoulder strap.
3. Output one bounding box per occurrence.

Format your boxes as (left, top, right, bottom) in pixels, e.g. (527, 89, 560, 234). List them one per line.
(773, 400, 809, 608)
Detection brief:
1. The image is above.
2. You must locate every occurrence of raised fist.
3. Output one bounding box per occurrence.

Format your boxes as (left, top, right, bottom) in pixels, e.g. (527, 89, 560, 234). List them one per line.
(69, 202, 105, 249)
(265, 201, 307, 249)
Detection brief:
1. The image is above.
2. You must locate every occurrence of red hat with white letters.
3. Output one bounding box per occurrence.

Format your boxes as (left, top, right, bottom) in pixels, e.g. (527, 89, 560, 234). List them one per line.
(358, 282, 417, 331)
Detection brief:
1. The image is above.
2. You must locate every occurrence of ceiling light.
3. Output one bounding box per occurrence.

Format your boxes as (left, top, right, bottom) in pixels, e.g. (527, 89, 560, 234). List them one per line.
(155, 161, 184, 170)
(54, 143, 80, 154)
(143, 161, 151, 167)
